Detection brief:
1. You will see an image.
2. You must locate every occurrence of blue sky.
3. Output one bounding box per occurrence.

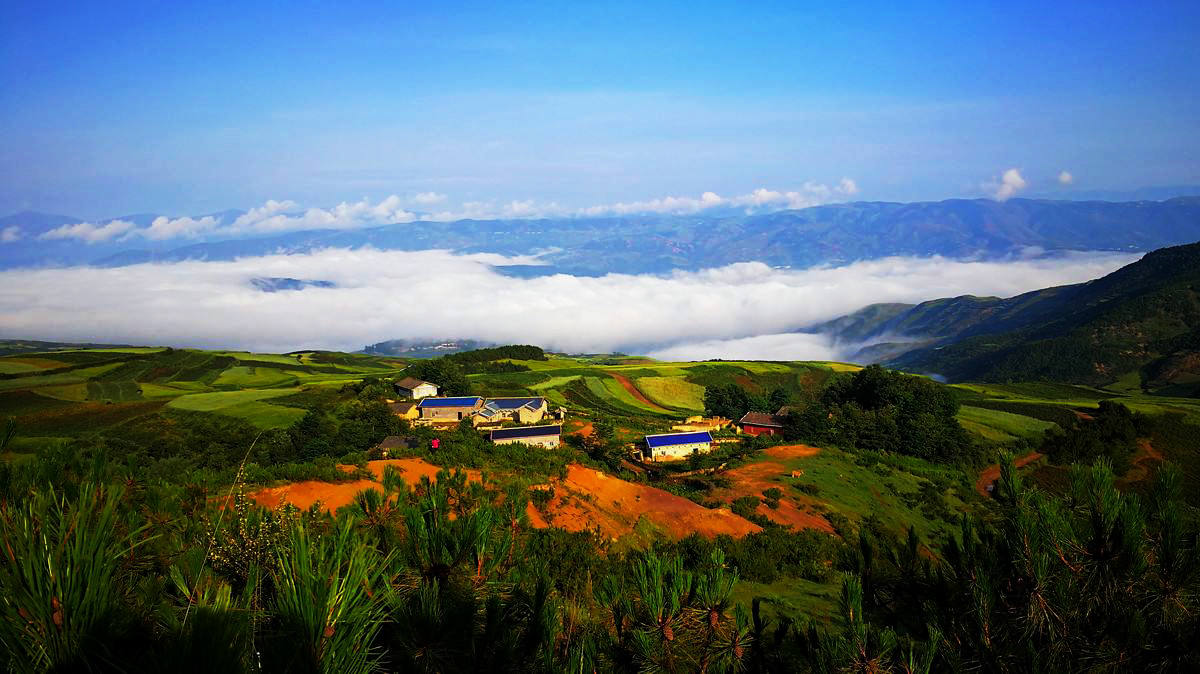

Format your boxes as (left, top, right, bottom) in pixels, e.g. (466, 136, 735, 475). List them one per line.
(2, 0, 1198, 220)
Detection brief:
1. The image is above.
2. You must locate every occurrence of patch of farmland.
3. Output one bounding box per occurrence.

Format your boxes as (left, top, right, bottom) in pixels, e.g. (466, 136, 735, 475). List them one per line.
(529, 375, 582, 391)
(585, 376, 668, 415)
(634, 376, 705, 412)
(138, 383, 197, 399)
(0, 357, 69, 374)
(956, 405, 1056, 443)
(16, 400, 166, 435)
(35, 384, 90, 402)
(0, 390, 79, 417)
(0, 362, 125, 392)
(511, 357, 588, 371)
(213, 366, 299, 389)
(560, 378, 653, 418)
(217, 401, 307, 429)
(816, 362, 864, 373)
(215, 351, 307, 366)
(166, 388, 301, 413)
(86, 380, 143, 402)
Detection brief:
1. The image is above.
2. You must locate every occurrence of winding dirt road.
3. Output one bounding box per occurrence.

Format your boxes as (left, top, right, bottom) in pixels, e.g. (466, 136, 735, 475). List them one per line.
(975, 452, 1043, 498)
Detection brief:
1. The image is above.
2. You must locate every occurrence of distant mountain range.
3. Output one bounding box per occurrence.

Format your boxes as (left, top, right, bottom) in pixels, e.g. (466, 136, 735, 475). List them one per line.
(3, 196, 1200, 274)
(812, 241, 1200, 391)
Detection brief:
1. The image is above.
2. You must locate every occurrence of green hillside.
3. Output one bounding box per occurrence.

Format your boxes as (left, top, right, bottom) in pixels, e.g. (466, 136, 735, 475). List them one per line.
(817, 241, 1200, 388)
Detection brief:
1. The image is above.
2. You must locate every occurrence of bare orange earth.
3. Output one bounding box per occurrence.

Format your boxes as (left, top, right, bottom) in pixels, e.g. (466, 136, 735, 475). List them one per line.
(249, 458, 481, 512)
(531, 464, 761, 540)
(250, 458, 757, 541)
(975, 452, 1043, 498)
(707, 444, 835, 534)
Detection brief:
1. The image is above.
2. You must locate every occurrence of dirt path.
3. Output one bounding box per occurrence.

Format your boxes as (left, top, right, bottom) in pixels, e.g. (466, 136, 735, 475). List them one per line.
(975, 452, 1043, 498)
(569, 421, 594, 437)
(708, 444, 834, 533)
(607, 371, 671, 413)
(1119, 439, 1164, 484)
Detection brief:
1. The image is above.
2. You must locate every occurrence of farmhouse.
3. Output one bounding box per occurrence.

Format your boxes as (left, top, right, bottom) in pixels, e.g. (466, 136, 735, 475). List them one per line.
(738, 411, 785, 436)
(489, 424, 562, 448)
(643, 431, 714, 462)
(474, 396, 548, 425)
(416, 396, 483, 422)
(375, 435, 416, 458)
(388, 401, 419, 420)
(671, 416, 731, 433)
(395, 377, 439, 400)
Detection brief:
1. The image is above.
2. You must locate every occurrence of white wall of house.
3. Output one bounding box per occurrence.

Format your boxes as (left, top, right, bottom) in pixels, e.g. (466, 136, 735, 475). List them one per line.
(408, 383, 438, 399)
(493, 436, 560, 448)
(647, 442, 712, 461)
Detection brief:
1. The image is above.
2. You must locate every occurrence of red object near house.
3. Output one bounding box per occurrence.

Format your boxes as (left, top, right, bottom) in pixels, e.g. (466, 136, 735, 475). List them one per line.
(431, 438, 440, 449)
(738, 411, 785, 436)
(742, 424, 780, 436)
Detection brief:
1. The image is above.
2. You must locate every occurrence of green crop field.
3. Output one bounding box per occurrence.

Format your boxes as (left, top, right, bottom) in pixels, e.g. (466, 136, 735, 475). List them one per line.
(0, 357, 68, 374)
(634, 376, 705, 411)
(957, 405, 1057, 443)
(86, 380, 144, 402)
(215, 400, 308, 428)
(213, 365, 300, 389)
(166, 388, 302, 412)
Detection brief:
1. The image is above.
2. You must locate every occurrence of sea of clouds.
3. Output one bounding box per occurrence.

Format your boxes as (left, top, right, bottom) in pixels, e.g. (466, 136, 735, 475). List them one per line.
(0, 248, 1139, 360)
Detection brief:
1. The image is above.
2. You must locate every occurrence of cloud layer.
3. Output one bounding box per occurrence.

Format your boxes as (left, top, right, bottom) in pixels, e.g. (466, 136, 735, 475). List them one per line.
(36, 181, 860, 243)
(0, 248, 1139, 358)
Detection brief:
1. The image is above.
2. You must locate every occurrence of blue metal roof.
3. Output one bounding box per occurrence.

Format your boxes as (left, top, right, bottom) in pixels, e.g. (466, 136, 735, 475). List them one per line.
(490, 425, 562, 441)
(484, 397, 545, 410)
(645, 431, 714, 448)
(416, 396, 482, 408)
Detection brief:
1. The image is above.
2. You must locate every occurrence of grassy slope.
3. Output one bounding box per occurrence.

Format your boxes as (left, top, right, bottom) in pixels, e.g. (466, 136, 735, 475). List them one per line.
(0, 348, 407, 441)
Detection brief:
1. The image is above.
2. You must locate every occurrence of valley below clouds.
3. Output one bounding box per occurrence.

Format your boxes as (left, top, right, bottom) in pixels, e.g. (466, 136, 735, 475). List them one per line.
(0, 248, 1139, 360)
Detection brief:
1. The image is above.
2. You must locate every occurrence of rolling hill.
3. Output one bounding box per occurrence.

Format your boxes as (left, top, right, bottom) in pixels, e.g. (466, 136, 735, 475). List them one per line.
(815, 241, 1200, 389)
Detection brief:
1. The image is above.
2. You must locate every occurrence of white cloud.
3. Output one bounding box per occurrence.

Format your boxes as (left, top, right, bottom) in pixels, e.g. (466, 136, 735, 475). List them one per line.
(1058, 170, 1074, 185)
(576, 180, 858, 217)
(228, 195, 419, 235)
(39, 184, 862, 244)
(142, 215, 222, 240)
(647, 333, 840, 361)
(0, 247, 1139, 358)
(987, 168, 1028, 201)
(40, 219, 137, 244)
(1, 226, 21, 243)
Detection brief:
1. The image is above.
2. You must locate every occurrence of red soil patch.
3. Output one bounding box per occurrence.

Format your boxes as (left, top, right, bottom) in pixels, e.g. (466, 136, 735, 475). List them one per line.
(975, 451, 1043, 498)
(570, 421, 594, 437)
(531, 464, 760, 541)
(606, 372, 670, 412)
(249, 458, 481, 512)
(708, 445, 834, 533)
(252, 458, 758, 541)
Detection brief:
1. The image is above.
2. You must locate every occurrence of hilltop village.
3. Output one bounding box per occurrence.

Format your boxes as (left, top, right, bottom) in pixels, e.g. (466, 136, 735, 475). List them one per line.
(383, 374, 790, 463)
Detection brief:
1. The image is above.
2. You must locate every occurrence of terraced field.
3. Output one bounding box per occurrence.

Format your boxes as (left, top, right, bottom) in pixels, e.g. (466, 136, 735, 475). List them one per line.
(0, 347, 408, 442)
(634, 376, 705, 412)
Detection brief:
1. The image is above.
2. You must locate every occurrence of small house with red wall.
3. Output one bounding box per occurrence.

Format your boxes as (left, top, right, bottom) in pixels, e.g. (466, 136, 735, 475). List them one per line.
(738, 411, 785, 436)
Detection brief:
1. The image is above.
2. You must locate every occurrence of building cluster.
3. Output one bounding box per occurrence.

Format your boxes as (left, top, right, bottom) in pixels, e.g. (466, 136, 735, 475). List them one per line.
(389, 377, 565, 448)
(389, 375, 796, 461)
(637, 407, 794, 462)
